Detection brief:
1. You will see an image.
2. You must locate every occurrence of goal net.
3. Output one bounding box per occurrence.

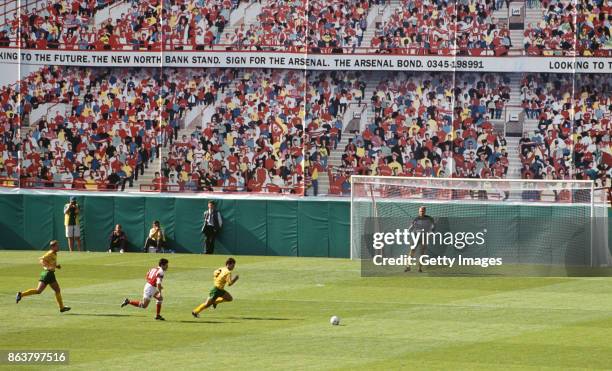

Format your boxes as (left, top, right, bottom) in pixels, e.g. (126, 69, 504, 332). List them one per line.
(351, 176, 610, 275)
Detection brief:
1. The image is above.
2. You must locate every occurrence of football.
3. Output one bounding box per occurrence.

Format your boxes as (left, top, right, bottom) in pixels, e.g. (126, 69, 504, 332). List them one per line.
(330, 316, 340, 326)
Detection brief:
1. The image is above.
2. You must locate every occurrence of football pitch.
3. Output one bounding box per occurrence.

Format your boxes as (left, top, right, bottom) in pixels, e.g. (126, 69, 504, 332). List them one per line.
(2, 251, 612, 370)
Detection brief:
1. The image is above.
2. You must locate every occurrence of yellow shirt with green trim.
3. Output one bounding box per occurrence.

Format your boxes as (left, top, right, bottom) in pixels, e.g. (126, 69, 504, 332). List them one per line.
(213, 267, 232, 289)
(40, 250, 57, 271)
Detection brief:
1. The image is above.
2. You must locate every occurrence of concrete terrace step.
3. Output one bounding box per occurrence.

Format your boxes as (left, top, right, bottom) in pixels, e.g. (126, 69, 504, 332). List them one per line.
(131, 74, 234, 191)
(524, 8, 544, 28)
(509, 30, 522, 49)
(221, 1, 263, 45)
(505, 136, 523, 178)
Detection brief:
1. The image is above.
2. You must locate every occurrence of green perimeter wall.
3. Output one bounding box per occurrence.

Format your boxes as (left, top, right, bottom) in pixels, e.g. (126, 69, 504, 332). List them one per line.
(0, 194, 350, 258)
(0, 194, 609, 257)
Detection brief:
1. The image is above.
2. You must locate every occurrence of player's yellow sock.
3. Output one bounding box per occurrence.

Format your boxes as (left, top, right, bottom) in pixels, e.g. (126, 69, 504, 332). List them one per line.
(214, 297, 225, 305)
(193, 303, 206, 314)
(21, 288, 38, 297)
(55, 292, 64, 309)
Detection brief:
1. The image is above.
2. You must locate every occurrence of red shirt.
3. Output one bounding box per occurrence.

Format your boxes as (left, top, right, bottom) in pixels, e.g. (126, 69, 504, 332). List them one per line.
(146, 266, 164, 286)
(264, 157, 275, 170)
(4, 158, 16, 174)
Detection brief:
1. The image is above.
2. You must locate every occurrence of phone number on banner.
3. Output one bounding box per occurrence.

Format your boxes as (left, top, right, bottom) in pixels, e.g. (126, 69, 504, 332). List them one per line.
(425, 60, 485, 70)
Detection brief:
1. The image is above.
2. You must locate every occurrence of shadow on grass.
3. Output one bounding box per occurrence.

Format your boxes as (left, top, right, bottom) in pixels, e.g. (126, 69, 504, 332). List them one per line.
(176, 320, 237, 324)
(226, 316, 298, 321)
(66, 313, 133, 317)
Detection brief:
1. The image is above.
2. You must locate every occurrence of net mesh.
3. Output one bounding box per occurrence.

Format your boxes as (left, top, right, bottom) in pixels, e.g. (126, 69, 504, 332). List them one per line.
(351, 176, 610, 270)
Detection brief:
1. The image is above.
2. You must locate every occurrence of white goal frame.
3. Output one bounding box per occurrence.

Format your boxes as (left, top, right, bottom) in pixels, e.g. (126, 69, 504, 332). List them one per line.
(350, 176, 609, 265)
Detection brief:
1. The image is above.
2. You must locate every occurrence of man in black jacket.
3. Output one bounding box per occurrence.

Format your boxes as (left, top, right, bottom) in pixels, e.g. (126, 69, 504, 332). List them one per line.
(108, 224, 127, 253)
(201, 201, 222, 254)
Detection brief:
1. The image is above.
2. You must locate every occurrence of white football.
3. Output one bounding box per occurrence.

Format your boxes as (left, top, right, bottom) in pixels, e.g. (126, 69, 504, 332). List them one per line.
(330, 316, 340, 325)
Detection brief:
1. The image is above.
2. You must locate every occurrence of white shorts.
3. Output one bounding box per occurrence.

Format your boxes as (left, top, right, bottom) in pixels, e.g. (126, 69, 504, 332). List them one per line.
(65, 225, 80, 238)
(143, 283, 159, 300)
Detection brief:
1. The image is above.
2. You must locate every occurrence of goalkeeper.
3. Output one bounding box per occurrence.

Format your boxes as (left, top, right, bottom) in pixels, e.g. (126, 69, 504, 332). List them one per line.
(405, 206, 435, 272)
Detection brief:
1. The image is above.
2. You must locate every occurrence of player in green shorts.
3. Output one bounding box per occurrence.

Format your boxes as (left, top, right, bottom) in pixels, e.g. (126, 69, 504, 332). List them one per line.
(208, 286, 227, 302)
(192, 258, 239, 317)
(16, 240, 71, 312)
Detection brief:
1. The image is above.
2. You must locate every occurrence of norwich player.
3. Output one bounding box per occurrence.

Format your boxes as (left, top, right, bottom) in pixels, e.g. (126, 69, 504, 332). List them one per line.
(192, 258, 239, 317)
(15, 240, 71, 313)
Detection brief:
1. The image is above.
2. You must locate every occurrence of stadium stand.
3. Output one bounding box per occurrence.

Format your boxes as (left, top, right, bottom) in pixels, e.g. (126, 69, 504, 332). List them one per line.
(0, 78, 19, 186)
(305, 0, 371, 53)
(3, 0, 612, 55)
(163, 0, 236, 50)
(517, 73, 612, 187)
(519, 73, 573, 180)
(576, 0, 612, 56)
(9, 0, 238, 51)
(3, 68, 610, 195)
(160, 68, 306, 193)
(454, 73, 511, 178)
(304, 70, 366, 194)
(573, 74, 612, 187)
(318, 72, 512, 195)
(368, 0, 511, 56)
(227, 0, 307, 51)
(19, 66, 165, 190)
(19, 0, 125, 50)
(523, 0, 576, 56)
(523, 0, 612, 56)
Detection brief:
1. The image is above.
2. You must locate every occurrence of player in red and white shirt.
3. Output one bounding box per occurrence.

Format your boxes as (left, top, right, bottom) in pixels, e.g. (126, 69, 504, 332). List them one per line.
(121, 259, 169, 320)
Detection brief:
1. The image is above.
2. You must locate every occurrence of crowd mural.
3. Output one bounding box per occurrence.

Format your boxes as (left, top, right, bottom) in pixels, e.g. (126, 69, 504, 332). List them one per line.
(0, 0, 609, 55)
(0, 0, 610, 197)
(0, 66, 607, 195)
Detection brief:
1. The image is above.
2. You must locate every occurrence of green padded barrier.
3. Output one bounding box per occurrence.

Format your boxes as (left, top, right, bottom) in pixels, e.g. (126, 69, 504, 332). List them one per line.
(215, 199, 237, 255)
(0, 194, 355, 257)
(329, 201, 350, 258)
(234, 200, 267, 255)
(267, 201, 298, 256)
(81, 196, 114, 252)
(174, 198, 208, 253)
(0, 194, 24, 249)
(1, 193, 608, 259)
(114, 197, 145, 252)
(23, 195, 53, 250)
(298, 201, 329, 257)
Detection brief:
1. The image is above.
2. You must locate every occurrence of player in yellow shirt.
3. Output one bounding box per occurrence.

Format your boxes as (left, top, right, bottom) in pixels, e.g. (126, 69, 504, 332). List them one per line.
(192, 258, 239, 317)
(15, 240, 71, 312)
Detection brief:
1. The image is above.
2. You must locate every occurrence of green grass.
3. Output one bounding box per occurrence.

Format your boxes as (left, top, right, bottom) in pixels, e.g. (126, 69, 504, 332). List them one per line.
(2, 251, 612, 370)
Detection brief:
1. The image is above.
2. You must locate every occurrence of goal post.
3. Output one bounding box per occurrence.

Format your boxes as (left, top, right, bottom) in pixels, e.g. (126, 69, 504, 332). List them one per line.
(350, 176, 611, 275)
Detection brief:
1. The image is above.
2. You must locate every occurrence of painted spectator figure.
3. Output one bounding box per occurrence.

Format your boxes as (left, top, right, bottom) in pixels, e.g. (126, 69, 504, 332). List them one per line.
(200, 172, 215, 191)
(153, 172, 167, 191)
(107, 172, 121, 190)
(310, 164, 319, 196)
(136, 148, 146, 178)
(108, 224, 127, 253)
(116, 168, 129, 191)
(201, 201, 222, 254)
(63, 196, 82, 252)
(144, 221, 165, 253)
(0, 30, 10, 47)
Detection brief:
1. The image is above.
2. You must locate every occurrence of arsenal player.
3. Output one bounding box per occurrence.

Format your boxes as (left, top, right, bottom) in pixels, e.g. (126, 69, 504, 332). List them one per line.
(121, 259, 169, 320)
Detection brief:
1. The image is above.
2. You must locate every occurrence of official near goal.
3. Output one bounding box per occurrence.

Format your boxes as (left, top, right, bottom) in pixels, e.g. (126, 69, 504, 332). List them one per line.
(350, 176, 610, 275)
